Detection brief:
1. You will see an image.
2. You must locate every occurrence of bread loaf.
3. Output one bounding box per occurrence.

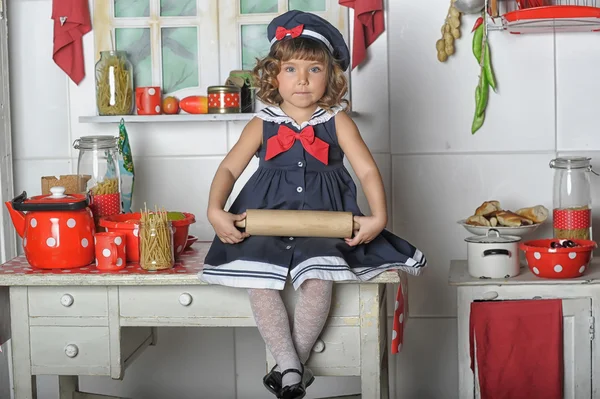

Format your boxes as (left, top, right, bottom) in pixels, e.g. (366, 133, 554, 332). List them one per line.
(466, 215, 491, 227)
(475, 201, 502, 216)
(515, 205, 549, 224)
(496, 211, 534, 227)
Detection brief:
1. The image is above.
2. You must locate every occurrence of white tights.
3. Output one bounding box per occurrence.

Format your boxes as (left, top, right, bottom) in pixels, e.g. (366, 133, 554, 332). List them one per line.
(248, 279, 333, 388)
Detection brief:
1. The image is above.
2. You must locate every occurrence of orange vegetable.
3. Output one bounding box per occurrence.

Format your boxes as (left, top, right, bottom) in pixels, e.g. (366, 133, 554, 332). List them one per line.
(180, 96, 208, 114)
(162, 96, 179, 114)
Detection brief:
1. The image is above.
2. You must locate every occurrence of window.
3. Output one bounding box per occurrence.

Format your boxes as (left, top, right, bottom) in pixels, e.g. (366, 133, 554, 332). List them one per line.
(93, 0, 348, 96)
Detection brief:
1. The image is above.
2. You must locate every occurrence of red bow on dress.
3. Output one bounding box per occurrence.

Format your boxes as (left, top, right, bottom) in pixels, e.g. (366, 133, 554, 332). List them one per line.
(265, 125, 329, 165)
(275, 24, 305, 40)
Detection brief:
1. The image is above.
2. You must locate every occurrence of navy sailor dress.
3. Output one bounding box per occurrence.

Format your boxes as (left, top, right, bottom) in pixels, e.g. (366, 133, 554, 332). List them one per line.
(200, 105, 427, 290)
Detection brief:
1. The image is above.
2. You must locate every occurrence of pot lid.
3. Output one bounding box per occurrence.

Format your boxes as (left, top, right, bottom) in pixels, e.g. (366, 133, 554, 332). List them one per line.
(465, 229, 521, 243)
(12, 187, 88, 212)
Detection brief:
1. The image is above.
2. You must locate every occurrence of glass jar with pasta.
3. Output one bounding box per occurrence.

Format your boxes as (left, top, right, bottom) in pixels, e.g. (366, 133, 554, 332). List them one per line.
(139, 208, 174, 270)
(74, 136, 122, 230)
(95, 51, 134, 116)
(550, 157, 593, 240)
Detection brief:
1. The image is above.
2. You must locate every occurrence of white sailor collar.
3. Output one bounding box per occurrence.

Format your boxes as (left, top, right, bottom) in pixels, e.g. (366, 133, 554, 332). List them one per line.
(255, 105, 343, 130)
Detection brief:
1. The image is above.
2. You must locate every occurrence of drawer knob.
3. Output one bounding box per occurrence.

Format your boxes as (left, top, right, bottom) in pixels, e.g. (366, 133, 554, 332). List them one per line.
(64, 344, 79, 358)
(60, 294, 74, 307)
(179, 293, 193, 306)
(312, 339, 325, 353)
(481, 291, 499, 300)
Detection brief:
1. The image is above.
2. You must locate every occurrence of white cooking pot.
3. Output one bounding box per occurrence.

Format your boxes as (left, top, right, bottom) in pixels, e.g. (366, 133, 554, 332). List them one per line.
(465, 229, 521, 279)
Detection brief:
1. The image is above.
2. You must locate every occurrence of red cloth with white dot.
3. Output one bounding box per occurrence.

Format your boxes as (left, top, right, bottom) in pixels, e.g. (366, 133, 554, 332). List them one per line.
(470, 299, 563, 399)
(90, 193, 121, 219)
(391, 274, 408, 354)
(208, 93, 240, 110)
(553, 208, 591, 229)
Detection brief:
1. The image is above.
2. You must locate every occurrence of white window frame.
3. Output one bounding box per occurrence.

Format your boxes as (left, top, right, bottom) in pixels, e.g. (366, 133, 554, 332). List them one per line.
(93, 0, 349, 96)
(218, 0, 349, 81)
(93, 0, 220, 96)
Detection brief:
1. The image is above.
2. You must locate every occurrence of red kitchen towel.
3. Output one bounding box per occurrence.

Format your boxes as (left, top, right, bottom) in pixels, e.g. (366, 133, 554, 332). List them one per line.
(470, 299, 563, 399)
(52, 0, 92, 85)
(391, 278, 406, 354)
(339, 0, 385, 69)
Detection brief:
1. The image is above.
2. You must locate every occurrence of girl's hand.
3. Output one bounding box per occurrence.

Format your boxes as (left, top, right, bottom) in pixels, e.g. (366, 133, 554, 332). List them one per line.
(345, 215, 386, 247)
(208, 209, 250, 244)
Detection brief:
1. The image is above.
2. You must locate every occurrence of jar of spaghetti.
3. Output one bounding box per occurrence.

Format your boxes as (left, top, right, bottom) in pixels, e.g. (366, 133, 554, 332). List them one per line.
(74, 135, 122, 230)
(207, 85, 241, 114)
(95, 51, 134, 116)
(139, 210, 174, 270)
(550, 157, 593, 240)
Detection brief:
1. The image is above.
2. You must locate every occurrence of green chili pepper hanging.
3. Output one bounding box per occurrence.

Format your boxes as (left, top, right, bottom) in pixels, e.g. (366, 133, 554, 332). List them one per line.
(484, 43, 497, 92)
(472, 24, 484, 62)
(471, 111, 485, 134)
(470, 14, 497, 135)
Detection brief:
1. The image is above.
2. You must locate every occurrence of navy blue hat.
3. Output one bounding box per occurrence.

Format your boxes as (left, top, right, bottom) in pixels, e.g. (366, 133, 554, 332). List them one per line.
(267, 10, 351, 72)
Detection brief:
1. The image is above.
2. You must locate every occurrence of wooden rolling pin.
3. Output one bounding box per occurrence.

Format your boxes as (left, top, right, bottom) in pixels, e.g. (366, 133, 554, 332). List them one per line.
(234, 209, 360, 238)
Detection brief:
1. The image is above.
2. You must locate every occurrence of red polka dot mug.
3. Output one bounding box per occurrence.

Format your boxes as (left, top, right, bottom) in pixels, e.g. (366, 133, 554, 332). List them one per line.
(95, 232, 126, 271)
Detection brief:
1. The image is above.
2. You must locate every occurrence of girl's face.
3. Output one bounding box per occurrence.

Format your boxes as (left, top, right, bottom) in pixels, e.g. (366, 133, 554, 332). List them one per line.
(276, 59, 327, 110)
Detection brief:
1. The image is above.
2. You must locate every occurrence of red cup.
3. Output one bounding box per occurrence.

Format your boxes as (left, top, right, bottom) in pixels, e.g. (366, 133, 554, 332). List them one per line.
(95, 232, 127, 270)
(136, 86, 162, 115)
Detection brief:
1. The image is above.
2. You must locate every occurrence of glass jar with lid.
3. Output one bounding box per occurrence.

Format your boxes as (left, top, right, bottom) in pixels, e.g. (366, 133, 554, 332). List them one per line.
(95, 51, 134, 116)
(550, 157, 593, 240)
(73, 136, 122, 228)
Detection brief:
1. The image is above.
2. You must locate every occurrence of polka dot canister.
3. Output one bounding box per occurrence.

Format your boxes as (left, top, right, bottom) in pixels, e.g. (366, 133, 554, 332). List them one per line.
(207, 85, 241, 114)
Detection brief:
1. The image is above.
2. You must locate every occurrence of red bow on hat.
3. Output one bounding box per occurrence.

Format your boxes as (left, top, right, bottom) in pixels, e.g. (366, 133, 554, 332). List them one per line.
(265, 125, 329, 165)
(275, 24, 305, 40)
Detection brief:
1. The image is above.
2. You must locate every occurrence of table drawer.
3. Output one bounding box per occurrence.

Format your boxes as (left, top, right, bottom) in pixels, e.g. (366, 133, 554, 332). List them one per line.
(30, 326, 110, 375)
(306, 326, 360, 370)
(28, 287, 108, 317)
(119, 286, 253, 318)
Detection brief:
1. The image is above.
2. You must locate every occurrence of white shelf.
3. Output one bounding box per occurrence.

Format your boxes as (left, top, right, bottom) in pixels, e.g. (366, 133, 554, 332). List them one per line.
(79, 113, 255, 123)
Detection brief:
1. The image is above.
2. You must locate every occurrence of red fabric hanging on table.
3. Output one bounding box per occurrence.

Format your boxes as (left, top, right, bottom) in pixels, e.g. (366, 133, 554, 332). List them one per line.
(470, 299, 563, 399)
(390, 278, 406, 354)
(339, 0, 385, 69)
(52, 0, 92, 85)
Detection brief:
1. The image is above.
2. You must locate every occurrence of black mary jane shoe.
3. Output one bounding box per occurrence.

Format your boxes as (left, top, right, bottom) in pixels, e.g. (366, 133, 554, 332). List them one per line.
(279, 365, 315, 399)
(263, 365, 282, 396)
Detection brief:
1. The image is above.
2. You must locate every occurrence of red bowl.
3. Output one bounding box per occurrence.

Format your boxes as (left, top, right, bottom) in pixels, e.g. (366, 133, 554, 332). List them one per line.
(520, 239, 597, 279)
(98, 212, 196, 262)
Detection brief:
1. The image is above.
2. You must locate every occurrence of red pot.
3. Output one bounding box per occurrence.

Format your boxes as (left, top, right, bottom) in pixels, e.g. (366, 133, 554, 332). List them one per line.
(99, 212, 196, 262)
(4, 187, 96, 269)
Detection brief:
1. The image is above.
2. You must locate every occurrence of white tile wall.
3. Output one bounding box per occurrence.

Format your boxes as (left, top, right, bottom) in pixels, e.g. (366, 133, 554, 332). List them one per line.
(13, 159, 73, 197)
(392, 153, 554, 317)
(389, 1, 555, 154)
(131, 157, 223, 240)
(556, 34, 600, 151)
(7, 0, 70, 160)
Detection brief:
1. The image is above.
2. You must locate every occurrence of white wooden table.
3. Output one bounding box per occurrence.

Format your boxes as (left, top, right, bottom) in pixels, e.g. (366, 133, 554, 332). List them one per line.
(449, 260, 600, 398)
(0, 242, 399, 399)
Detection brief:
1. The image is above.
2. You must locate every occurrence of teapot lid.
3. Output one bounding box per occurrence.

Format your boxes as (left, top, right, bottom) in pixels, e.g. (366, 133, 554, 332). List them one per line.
(12, 187, 88, 212)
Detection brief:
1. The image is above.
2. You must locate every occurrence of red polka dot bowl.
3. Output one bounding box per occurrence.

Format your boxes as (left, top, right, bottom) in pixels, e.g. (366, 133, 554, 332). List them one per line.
(99, 212, 196, 263)
(520, 239, 597, 279)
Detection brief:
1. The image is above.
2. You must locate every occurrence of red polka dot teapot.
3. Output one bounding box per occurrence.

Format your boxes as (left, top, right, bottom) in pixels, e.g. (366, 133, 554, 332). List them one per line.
(4, 187, 95, 269)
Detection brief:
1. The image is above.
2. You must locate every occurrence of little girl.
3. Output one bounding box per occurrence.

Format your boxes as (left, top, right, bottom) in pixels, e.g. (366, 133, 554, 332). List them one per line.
(201, 10, 427, 399)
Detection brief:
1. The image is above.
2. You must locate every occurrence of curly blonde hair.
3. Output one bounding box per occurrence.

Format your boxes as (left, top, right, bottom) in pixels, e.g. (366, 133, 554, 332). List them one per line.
(252, 38, 349, 112)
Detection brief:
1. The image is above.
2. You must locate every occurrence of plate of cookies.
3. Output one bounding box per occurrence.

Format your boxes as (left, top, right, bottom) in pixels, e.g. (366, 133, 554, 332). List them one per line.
(458, 200, 549, 236)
